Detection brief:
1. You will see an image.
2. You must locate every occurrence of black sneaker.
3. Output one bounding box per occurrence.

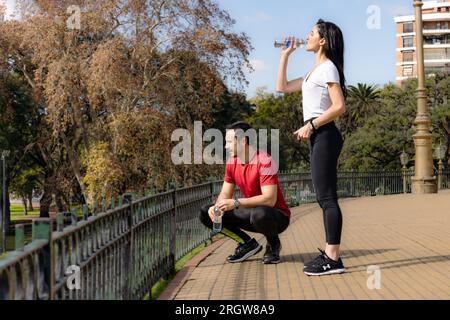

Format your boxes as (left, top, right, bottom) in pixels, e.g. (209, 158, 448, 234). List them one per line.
(226, 238, 262, 263)
(263, 242, 282, 264)
(303, 248, 326, 269)
(303, 251, 345, 276)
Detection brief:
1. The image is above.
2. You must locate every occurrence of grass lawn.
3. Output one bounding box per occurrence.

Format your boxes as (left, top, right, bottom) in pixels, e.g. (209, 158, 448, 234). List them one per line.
(4, 205, 37, 251)
(10, 204, 40, 221)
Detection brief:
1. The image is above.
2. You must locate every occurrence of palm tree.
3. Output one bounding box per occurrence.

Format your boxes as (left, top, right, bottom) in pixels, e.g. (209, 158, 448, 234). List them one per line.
(340, 83, 380, 137)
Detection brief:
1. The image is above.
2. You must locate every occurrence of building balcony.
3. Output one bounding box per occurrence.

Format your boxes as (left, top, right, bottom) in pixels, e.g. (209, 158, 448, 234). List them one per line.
(423, 28, 450, 35)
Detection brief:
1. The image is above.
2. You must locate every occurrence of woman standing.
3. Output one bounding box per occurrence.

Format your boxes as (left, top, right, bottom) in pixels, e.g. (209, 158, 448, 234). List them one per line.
(276, 19, 347, 276)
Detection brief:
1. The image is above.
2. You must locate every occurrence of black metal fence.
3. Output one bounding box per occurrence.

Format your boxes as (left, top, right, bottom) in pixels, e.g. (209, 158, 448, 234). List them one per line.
(0, 170, 448, 300)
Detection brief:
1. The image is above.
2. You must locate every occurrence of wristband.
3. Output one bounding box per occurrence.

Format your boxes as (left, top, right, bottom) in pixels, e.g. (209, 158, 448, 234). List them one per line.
(310, 120, 317, 131)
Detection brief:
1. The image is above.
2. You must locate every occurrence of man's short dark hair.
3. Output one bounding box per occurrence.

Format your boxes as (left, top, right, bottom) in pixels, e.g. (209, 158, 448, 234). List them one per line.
(226, 121, 254, 144)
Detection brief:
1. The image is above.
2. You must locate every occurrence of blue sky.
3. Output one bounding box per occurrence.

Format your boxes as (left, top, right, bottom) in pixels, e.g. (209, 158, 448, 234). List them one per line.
(218, 0, 415, 98)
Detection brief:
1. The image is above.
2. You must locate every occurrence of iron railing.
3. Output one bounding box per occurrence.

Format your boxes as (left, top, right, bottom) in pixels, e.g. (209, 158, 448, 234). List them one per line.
(0, 170, 448, 300)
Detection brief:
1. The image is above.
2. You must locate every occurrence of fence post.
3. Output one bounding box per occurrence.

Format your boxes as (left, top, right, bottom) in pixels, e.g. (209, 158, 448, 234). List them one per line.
(70, 208, 78, 226)
(15, 224, 24, 251)
(56, 213, 64, 232)
(296, 180, 301, 205)
(32, 218, 54, 300)
(123, 193, 133, 300)
(82, 205, 89, 220)
(169, 189, 177, 276)
(350, 170, 354, 197)
(93, 200, 98, 216)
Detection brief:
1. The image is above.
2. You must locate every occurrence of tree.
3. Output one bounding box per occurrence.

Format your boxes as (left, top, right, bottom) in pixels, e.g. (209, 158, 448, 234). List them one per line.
(338, 83, 380, 138)
(426, 74, 450, 167)
(0, 0, 253, 206)
(0, 69, 39, 224)
(339, 76, 449, 171)
(247, 88, 310, 171)
(10, 168, 43, 213)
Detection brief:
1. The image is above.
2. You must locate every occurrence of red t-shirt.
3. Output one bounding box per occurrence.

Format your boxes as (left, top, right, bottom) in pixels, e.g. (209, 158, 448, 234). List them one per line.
(224, 150, 291, 219)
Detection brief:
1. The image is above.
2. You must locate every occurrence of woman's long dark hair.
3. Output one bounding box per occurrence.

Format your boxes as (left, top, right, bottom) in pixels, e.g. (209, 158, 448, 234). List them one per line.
(316, 19, 347, 98)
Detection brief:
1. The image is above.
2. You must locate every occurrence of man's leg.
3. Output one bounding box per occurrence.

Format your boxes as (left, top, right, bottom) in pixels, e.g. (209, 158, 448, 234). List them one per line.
(244, 206, 289, 264)
(199, 203, 251, 244)
(198, 203, 262, 263)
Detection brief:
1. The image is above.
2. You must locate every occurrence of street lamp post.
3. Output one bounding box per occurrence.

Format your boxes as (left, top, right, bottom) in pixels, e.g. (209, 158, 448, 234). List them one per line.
(436, 143, 447, 190)
(411, 0, 437, 194)
(0, 150, 10, 253)
(400, 151, 409, 194)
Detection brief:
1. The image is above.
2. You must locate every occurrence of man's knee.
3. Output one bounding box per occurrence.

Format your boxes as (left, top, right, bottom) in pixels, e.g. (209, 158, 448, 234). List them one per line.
(199, 203, 212, 227)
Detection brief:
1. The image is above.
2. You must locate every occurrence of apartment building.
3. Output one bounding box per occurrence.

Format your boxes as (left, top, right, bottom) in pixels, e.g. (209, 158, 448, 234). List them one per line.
(395, 0, 450, 84)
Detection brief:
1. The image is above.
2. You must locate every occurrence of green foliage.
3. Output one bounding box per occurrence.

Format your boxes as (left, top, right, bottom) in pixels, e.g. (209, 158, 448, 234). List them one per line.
(246, 88, 310, 171)
(340, 76, 449, 171)
(247, 76, 449, 172)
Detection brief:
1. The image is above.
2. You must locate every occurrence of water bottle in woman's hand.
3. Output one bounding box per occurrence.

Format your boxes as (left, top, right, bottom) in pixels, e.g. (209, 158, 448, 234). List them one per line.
(275, 36, 304, 56)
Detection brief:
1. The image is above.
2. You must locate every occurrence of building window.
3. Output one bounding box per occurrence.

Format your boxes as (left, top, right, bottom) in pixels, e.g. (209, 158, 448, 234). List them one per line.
(403, 51, 414, 62)
(403, 22, 413, 33)
(403, 36, 414, 48)
(425, 48, 446, 60)
(403, 65, 413, 76)
(424, 35, 445, 45)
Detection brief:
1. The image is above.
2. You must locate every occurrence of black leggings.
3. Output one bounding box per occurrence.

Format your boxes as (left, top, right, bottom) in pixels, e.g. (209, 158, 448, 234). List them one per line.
(199, 203, 289, 246)
(308, 120, 344, 245)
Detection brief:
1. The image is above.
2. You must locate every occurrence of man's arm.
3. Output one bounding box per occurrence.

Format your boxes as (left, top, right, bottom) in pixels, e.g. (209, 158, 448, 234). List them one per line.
(206, 181, 235, 221)
(216, 184, 277, 212)
(216, 181, 235, 204)
(238, 185, 277, 208)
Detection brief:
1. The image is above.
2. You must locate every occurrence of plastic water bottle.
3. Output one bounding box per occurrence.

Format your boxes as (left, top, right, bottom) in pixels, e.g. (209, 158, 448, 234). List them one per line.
(212, 206, 222, 233)
(274, 38, 305, 49)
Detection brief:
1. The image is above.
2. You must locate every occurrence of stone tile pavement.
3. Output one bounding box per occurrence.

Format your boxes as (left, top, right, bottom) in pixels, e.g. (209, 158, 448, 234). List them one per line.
(160, 191, 450, 300)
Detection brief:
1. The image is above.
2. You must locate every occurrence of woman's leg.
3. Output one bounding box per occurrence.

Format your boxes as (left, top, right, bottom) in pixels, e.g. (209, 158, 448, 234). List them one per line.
(310, 124, 344, 261)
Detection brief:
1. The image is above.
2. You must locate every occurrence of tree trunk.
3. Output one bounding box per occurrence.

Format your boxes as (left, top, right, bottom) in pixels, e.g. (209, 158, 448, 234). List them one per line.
(28, 193, 34, 211)
(39, 184, 52, 218)
(55, 191, 65, 212)
(62, 134, 87, 205)
(22, 197, 28, 215)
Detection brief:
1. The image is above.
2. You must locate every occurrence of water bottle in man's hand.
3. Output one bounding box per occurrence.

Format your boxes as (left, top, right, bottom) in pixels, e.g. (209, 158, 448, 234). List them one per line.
(213, 206, 222, 233)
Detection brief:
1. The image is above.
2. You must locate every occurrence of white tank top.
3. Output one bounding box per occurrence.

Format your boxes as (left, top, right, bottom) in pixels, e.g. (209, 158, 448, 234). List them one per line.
(301, 60, 340, 122)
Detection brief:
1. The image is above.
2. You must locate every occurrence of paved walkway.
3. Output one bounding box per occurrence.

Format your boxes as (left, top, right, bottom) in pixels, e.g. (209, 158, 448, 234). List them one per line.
(160, 191, 450, 300)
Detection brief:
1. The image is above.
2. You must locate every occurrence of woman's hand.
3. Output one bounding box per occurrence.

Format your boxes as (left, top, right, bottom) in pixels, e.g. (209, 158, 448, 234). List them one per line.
(281, 36, 296, 57)
(294, 123, 314, 141)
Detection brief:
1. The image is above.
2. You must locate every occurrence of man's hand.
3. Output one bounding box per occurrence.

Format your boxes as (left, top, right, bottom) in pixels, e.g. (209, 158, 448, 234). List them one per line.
(216, 199, 236, 213)
(207, 205, 224, 222)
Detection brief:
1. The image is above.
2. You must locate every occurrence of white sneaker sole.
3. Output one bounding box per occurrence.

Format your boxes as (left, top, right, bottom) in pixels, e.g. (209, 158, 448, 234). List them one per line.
(304, 268, 346, 276)
(227, 245, 262, 263)
(263, 259, 281, 264)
